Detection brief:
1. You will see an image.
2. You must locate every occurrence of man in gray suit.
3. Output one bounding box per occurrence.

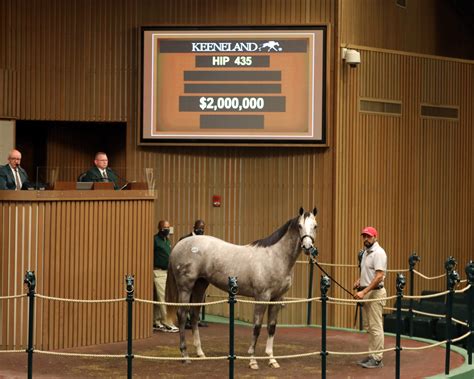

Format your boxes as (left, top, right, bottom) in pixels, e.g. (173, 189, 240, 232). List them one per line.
(0, 149, 29, 190)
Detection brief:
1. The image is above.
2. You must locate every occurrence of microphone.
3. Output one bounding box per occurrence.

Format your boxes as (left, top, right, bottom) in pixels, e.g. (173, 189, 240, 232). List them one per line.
(118, 181, 137, 191)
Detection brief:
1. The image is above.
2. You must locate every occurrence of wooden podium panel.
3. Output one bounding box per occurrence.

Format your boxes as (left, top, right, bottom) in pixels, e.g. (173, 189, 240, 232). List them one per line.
(0, 190, 156, 350)
(93, 182, 115, 190)
(52, 181, 76, 190)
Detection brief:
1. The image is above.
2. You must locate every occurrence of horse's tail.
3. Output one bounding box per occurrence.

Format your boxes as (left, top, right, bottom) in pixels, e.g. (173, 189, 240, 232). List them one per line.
(165, 265, 179, 325)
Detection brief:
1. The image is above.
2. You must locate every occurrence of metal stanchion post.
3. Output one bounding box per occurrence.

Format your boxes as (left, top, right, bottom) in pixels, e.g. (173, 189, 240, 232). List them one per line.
(395, 273, 406, 379)
(408, 252, 420, 337)
(24, 271, 36, 379)
(228, 277, 238, 379)
(444, 258, 459, 375)
(465, 261, 474, 365)
(320, 275, 330, 379)
(201, 303, 206, 322)
(307, 259, 314, 325)
(125, 275, 135, 379)
(307, 247, 319, 326)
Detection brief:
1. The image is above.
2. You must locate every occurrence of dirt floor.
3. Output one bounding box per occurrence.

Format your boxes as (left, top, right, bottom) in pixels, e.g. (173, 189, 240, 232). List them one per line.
(0, 322, 467, 379)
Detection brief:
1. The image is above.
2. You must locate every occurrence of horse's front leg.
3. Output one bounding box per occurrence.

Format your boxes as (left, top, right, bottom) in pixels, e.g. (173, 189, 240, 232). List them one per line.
(266, 302, 283, 368)
(248, 303, 267, 370)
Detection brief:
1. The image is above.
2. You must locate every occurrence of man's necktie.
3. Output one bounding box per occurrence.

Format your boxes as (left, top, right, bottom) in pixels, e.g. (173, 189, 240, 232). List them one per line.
(14, 169, 21, 190)
(102, 170, 108, 179)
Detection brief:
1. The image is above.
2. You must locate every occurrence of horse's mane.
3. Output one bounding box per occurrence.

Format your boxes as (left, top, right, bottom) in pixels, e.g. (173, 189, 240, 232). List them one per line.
(250, 216, 299, 248)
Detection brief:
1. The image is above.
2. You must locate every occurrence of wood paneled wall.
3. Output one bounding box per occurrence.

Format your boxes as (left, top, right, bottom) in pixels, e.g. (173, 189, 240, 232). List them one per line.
(340, 0, 474, 60)
(334, 48, 474, 327)
(0, 0, 473, 332)
(0, 191, 155, 349)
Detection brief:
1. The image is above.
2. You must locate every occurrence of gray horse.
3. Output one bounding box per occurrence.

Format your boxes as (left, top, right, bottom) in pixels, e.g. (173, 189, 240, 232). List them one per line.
(165, 207, 318, 369)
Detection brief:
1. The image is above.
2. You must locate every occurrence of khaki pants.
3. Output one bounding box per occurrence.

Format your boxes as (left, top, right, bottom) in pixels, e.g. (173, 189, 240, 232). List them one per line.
(153, 269, 168, 325)
(362, 288, 386, 361)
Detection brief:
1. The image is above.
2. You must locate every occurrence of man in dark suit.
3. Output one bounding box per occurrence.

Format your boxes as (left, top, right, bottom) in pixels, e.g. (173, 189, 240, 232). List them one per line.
(179, 219, 205, 240)
(81, 152, 120, 189)
(0, 149, 30, 190)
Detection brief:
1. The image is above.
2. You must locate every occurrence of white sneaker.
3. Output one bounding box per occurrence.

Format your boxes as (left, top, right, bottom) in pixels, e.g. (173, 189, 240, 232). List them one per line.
(163, 323, 179, 333)
(153, 322, 168, 332)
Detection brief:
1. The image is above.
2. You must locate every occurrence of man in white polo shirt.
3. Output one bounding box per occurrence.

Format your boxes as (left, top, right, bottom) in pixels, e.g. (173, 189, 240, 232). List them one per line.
(353, 226, 387, 369)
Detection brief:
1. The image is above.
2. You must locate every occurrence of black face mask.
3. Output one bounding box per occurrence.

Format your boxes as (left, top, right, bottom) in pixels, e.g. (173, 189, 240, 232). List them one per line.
(160, 228, 170, 237)
(194, 228, 204, 235)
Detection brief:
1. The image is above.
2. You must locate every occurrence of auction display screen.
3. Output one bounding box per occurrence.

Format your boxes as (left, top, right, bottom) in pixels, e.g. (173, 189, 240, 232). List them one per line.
(141, 27, 326, 144)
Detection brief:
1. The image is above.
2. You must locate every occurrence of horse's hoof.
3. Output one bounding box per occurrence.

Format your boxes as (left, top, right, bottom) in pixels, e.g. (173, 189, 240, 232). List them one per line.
(197, 353, 206, 358)
(182, 359, 191, 364)
(268, 360, 280, 368)
(249, 361, 259, 370)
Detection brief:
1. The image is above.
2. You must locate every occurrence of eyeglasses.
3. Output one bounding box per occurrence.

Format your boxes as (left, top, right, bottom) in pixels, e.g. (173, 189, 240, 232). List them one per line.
(96, 159, 108, 162)
(9, 157, 21, 161)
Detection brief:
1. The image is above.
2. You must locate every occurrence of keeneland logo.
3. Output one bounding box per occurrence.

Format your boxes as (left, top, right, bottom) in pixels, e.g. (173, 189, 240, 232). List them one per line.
(259, 41, 282, 52)
(191, 40, 283, 52)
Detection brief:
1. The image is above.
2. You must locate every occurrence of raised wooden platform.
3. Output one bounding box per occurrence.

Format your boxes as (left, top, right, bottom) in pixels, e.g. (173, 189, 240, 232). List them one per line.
(0, 190, 156, 350)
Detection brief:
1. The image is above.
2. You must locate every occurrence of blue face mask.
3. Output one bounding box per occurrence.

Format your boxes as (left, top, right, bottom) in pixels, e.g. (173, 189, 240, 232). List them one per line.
(194, 228, 204, 235)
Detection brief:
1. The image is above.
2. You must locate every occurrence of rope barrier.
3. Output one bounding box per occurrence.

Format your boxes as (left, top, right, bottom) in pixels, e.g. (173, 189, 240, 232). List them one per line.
(451, 330, 471, 343)
(134, 298, 228, 307)
(413, 270, 445, 280)
(327, 295, 397, 303)
(404, 290, 450, 299)
(0, 294, 27, 300)
(35, 350, 124, 358)
(0, 349, 25, 353)
(237, 297, 321, 305)
(134, 354, 228, 361)
(237, 351, 320, 360)
(403, 340, 448, 350)
(386, 268, 410, 273)
(384, 307, 409, 312)
(412, 309, 445, 318)
(36, 294, 125, 303)
(455, 284, 471, 293)
(7, 266, 474, 379)
(327, 347, 395, 356)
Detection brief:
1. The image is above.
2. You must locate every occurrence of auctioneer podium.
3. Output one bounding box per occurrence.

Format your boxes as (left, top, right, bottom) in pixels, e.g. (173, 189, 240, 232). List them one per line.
(0, 188, 155, 350)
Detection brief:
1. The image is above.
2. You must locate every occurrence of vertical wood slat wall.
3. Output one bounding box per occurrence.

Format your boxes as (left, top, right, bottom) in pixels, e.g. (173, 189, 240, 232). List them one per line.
(0, 195, 154, 349)
(334, 47, 474, 327)
(0, 0, 473, 332)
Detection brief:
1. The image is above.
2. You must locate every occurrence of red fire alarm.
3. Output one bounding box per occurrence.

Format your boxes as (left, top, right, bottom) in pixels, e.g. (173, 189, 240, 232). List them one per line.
(212, 195, 221, 207)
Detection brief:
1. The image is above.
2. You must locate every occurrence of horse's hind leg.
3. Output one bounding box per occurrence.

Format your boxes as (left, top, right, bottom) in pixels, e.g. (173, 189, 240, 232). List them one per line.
(266, 303, 283, 368)
(190, 279, 209, 358)
(177, 291, 192, 363)
(248, 303, 267, 370)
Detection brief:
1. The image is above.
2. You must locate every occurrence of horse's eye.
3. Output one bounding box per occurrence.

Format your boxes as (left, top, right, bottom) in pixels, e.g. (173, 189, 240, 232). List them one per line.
(298, 224, 302, 229)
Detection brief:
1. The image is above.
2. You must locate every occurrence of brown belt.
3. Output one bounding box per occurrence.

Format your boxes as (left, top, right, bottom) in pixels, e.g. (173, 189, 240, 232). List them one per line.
(358, 285, 384, 290)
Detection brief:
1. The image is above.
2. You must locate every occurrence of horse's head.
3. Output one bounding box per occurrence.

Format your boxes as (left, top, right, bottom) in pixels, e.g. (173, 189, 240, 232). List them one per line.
(298, 207, 318, 256)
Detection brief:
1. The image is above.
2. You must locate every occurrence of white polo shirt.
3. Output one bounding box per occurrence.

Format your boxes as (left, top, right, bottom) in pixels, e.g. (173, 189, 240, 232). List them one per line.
(360, 241, 387, 287)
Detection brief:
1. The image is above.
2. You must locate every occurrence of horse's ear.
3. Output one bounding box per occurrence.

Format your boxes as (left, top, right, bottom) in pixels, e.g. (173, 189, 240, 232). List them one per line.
(299, 207, 304, 216)
(312, 208, 318, 216)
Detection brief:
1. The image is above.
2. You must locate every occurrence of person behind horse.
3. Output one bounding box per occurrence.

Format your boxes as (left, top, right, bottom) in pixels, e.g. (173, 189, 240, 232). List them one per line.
(179, 219, 208, 329)
(353, 226, 387, 369)
(80, 152, 119, 189)
(0, 149, 30, 190)
(153, 220, 179, 332)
